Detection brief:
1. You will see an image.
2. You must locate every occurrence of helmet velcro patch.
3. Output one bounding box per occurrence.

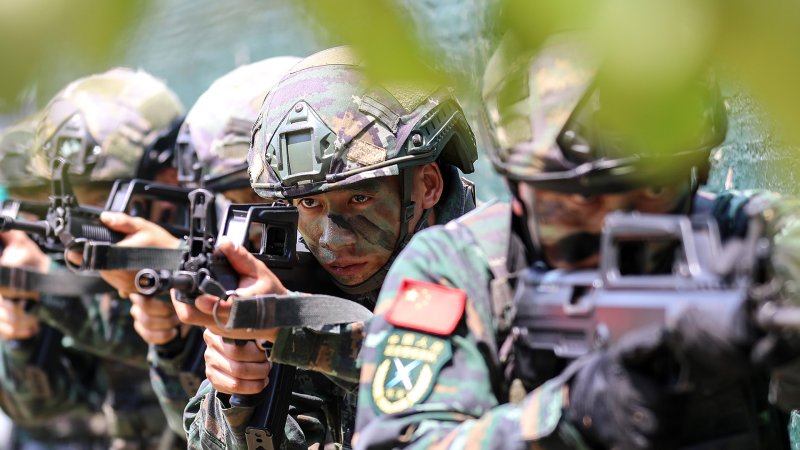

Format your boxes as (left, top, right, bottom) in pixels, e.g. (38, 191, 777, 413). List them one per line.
(346, 140, 387, 166)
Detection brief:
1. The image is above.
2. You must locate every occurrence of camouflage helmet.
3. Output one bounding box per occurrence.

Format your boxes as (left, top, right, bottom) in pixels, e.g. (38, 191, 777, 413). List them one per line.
(248, 46, 478, 201)
(482, 33, 727, 194)
(0, 112, 46, 190)
(176, 56, 301, 190)
(31, 67, 184, 183)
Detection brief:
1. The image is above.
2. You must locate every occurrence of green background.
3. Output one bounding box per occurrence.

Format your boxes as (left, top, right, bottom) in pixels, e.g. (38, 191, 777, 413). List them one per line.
(18, 0, 800, 200)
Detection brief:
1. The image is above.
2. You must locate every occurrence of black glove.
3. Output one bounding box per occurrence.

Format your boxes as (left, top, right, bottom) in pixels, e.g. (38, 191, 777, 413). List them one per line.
(566, 304, 762, 449)
(566, 326, 686, 450)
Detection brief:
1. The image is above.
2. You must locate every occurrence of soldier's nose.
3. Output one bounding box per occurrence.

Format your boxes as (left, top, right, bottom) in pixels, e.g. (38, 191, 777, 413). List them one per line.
(319, 214, 357, 251)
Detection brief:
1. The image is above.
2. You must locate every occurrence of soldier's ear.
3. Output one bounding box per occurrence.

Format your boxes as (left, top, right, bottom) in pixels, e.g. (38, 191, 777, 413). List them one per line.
(416, 163, 443, 210)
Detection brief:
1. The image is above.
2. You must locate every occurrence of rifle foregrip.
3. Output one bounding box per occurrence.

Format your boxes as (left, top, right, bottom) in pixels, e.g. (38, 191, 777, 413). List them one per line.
(77, 222, 126, 243)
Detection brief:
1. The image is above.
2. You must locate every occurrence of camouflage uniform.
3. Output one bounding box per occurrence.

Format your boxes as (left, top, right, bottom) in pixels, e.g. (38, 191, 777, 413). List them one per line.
(150, 56, 301, 438)
(0, 116, 109, 449)
(355, 33, 800, 449)
(1, 67, 185, 449)
(186, 46, 479, 450)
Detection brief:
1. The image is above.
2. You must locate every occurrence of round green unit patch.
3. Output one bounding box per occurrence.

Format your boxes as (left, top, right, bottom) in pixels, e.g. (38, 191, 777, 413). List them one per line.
(371, 330, 452, 414)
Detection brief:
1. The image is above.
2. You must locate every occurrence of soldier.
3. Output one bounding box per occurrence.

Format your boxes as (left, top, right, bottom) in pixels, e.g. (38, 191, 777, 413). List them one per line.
(354, 33, 800, 449)
(0, 67, 186, 449)
(0, 115, 109, 449)
(99, 56, 301, 439)
(176, 46, 480, 449)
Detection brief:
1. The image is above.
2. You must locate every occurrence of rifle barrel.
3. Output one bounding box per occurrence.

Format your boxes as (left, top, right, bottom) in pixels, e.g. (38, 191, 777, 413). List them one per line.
(0, 216, 50, 236)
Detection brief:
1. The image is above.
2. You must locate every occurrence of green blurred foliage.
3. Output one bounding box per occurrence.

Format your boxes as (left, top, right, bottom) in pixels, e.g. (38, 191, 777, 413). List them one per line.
(498, 0, 800, 152)
(0, 0, 148, 112)
(2, 0, 797, 198)
(299, 0, 800, 195)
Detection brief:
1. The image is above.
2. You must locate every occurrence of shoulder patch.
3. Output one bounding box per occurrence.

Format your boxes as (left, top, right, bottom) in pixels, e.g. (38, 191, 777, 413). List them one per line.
(385, 278, 466, 335)
(371, 330, 452, 414)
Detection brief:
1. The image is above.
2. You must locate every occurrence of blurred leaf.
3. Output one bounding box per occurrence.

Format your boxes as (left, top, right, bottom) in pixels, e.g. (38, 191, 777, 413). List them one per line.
(0, 0, 149, 111)
(292, 0, 454, 88)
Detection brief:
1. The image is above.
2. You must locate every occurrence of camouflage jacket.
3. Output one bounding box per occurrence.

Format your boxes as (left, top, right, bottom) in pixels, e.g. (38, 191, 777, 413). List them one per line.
(0, 290, 176, 448)
(185, 369, 354, 450)
(183, 171, 477, 450)
(150, 325, 206, 439)
(354, 190, 800, 449)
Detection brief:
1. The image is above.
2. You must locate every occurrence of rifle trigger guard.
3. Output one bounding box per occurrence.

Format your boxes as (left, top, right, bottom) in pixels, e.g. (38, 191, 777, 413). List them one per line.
(63, 238, 90, 273)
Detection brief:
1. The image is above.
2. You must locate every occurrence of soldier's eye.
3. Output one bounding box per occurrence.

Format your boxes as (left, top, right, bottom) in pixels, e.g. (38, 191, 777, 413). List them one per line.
(299, 198, 320, 208)
(351, 194, 370, 204)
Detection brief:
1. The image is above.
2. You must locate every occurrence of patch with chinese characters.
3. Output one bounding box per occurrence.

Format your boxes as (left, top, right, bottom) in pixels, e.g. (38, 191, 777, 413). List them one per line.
(385, 278, 466, 335)
(371, 330, 452, 414)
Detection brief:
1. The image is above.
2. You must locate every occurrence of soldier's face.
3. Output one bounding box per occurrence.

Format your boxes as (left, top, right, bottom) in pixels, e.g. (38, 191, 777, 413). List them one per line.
(295, 177, 403, 286)
(517, 182, 688, 269)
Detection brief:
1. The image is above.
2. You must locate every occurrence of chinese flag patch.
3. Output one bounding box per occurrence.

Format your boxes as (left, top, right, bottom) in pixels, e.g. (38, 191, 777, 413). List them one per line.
(385, 278, 466, 336)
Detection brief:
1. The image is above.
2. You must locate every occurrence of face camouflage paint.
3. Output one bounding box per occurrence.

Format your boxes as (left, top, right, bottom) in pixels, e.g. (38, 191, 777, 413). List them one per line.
(522, 183, 689, 269)
(297, 177, 402, 285)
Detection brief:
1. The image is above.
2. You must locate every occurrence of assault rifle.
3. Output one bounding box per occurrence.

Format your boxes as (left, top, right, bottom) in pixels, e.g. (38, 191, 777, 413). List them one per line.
(135, 190, 339, 449)
(134, 191, 339, 302)
(0, 159, 192, 271)
(512, 212, 800, 384)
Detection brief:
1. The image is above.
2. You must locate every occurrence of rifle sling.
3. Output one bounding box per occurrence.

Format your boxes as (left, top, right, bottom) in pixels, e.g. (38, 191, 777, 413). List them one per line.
(0, 264, 113, 297)
(226, 294, 373, 330)
(82, 243, 183, 271)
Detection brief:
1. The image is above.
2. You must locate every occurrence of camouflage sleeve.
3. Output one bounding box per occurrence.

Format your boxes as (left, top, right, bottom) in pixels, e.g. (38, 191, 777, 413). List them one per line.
(185, 370, 352, 449)
(0, 327, 95, 424)
(150, 342, 196, 439)
(354, 225, 588, 450)
(184, 379, 252, 450)
(272, 321, 364, 388)
(37, 292, 148, 369)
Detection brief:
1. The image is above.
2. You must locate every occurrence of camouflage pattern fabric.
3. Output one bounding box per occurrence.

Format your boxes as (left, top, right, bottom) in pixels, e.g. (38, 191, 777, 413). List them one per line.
(29, 67, 183, 182)
(149, 333, 201, 439)
(354, 190, 800, 449)
(184, 370, 353, 450)
(181, 56, 300, 180)
(0, 287, 177, 447)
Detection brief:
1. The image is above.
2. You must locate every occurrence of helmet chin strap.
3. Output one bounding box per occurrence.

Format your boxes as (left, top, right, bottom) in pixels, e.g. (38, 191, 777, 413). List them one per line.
(329, 168, 431, 302)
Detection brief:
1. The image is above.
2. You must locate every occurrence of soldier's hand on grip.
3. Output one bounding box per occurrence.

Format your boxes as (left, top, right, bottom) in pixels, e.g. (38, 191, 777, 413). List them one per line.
(0, 230, 51, 273)
(566, 326, 686, 450)
(0, 297, 39, 340)
(129, 293, 183, 345)
(202, 328, 271, 396)
(173, 237, 283, 342)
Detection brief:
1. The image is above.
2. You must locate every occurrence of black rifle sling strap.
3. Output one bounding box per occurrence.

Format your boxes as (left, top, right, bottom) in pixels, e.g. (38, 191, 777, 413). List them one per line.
(0, 264, 113, 297)
(225, 294, 373, 330)
(79, 242, 184, 271)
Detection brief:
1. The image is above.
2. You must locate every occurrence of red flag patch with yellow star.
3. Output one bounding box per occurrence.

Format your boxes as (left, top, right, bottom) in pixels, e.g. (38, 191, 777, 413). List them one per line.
(385, 278, 466, 335)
